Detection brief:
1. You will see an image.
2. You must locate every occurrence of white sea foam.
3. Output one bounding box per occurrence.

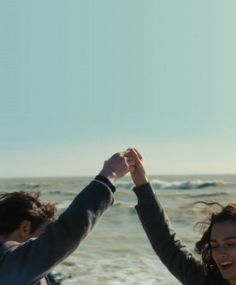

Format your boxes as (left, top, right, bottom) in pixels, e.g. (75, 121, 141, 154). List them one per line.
(117, 179, 235, 190)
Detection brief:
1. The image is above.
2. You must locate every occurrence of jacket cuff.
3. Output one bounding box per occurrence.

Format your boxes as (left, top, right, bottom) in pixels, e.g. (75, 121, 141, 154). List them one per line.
(94, 175, 116, 193)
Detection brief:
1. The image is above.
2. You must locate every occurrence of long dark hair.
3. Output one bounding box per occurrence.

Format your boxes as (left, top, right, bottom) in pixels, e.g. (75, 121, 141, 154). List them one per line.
(195, 202, 236, 282)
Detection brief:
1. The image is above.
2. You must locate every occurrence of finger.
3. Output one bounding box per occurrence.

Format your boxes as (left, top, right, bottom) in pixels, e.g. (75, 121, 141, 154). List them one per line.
(124, 148, 132, 156)
(133, 148, 143, 160)
(131, 149, 142, 163)
(125, 148, 137, 158)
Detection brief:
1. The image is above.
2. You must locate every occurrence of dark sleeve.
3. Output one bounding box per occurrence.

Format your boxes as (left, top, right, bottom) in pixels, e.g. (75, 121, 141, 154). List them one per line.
(133, 183, 205, 285)
(0, 180, 114, 284)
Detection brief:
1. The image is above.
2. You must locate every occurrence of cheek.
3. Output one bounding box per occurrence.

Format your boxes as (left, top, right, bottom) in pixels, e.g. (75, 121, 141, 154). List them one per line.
(228, 247, 236, 258)
(211, 250, 217, 262)
(211, 247, 236, 262)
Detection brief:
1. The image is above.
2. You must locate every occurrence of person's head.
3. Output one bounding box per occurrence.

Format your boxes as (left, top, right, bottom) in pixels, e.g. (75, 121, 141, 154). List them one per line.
(195, 202, 236, 285)
(0, 191, 56, 242)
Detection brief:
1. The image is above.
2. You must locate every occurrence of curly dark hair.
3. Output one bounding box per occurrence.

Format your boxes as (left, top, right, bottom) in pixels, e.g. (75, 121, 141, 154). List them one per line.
(0, 191, 56, 235)
(195, 202, 236, 281)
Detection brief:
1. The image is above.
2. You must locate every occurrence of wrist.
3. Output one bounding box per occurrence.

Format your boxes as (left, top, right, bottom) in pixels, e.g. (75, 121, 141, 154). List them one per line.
(95, 175, 116, 193)
(134, 176, 149, 187)
(98, 170, 116, 184)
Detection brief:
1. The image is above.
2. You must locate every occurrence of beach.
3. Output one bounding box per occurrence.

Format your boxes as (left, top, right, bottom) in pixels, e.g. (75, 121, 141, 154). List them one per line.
(1, 174, 236, 284)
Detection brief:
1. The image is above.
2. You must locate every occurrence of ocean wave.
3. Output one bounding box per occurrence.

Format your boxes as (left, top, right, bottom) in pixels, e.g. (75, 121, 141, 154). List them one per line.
(8, 183, 49, 190)
(116, 181, 134, 189)
(117, 179, 235, 190)
(151, 179, 232, 190)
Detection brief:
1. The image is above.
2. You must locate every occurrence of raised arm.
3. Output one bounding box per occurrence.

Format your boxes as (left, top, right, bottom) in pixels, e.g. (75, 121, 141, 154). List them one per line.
(127, 148, 205, 285)
(0, 152, 129, 285)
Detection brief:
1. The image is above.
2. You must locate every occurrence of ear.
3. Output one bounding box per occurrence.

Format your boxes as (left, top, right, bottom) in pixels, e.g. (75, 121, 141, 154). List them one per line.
(18, 220, 32, 241)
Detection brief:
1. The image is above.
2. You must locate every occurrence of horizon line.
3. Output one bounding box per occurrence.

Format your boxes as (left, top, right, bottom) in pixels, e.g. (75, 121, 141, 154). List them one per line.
(0, 172, 236, 180)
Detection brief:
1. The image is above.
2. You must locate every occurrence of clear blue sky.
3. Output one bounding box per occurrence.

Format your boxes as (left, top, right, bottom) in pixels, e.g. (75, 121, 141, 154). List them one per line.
(0, 1, 236, 177)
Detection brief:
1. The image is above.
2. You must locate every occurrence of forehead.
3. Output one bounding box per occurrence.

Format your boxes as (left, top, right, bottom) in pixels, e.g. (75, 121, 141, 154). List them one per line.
(211, 220, 236, 239)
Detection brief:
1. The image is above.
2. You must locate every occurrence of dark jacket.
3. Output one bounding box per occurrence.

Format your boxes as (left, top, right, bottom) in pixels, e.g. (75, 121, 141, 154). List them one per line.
(0, 180, 114, 285)
(133, 183, 228, 285)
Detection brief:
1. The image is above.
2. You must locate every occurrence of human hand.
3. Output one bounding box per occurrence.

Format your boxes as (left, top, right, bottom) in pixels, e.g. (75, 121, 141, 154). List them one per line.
(99, 152, 130, 184)
(125, 148, 149, 186)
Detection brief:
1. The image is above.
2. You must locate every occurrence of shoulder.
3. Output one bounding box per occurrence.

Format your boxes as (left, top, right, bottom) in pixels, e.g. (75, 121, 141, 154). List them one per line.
(0, 241, 21, 254)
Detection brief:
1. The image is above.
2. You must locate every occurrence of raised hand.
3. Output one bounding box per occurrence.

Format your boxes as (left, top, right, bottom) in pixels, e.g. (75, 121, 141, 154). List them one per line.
(99, 152, 130, 184)
(125, 148, 149, 186)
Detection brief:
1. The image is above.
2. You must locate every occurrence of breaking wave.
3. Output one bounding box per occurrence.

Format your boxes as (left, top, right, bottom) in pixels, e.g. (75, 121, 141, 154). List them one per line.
(117, 179, 235, 190)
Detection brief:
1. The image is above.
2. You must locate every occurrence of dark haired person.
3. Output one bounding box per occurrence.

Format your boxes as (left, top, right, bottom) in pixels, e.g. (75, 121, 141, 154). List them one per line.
(0, 192, 56, 243)
(0, 151, 130, 285)
(128, 148, 235, 285)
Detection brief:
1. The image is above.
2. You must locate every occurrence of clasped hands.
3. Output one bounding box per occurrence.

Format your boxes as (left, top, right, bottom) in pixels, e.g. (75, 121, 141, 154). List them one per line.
(99, 148, 149, 187)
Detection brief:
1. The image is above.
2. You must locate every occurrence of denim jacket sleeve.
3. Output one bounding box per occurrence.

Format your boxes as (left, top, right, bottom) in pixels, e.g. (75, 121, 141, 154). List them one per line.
(133, 183, 205, 285)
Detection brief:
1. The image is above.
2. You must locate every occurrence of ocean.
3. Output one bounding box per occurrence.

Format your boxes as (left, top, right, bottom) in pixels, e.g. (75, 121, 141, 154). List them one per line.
(1, 174, 236, 285)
